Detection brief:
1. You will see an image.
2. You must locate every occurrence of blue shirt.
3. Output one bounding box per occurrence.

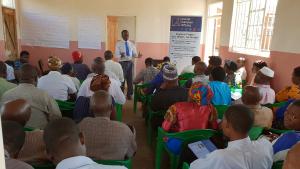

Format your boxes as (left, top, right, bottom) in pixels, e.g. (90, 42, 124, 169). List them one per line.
(208, 81, 231, 105)
(273, 132, 300, 161)
(147, 71, 164, 94)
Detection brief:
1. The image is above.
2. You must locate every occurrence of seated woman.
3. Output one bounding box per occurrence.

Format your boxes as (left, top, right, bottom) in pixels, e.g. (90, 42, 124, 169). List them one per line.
(162, 82, 218, 132)
(224, 60, 238, 87)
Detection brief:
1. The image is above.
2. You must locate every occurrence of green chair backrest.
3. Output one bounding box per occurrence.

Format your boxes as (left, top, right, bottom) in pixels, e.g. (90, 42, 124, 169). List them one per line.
(95, 159, 132, 169)
(182, 162, 190, 169)
(179, 80, 188, 87)
(249, 126, 264, 140)
(268, 128, 294, 135)
(24, 127, 35, 131)
(264, 101, 287, 109)
(272, 161, 284, 169)
(56, 100, 75, 111)
(179, 73, 195, 80)
(115, 103, 123, 121)
(214, 105, 229, 119)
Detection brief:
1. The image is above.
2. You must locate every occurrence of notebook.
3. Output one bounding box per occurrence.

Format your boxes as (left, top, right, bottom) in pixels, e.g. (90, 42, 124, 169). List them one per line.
(188, 139, 218, 159)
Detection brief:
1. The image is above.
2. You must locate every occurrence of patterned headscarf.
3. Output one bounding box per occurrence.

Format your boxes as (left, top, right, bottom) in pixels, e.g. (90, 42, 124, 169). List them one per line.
(90, 74, 111, 92)
(48, 56, 62, 70)
(189, 82, 214, 105)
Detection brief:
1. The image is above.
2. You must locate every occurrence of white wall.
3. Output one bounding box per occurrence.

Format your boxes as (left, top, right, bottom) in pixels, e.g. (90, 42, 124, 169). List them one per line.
(18, 0, 207, 44)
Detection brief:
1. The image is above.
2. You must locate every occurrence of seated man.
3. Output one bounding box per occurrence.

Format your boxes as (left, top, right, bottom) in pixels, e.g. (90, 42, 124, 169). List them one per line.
(1, 99, 47, 163)
(104, 50, 124, 83)
(224, 60, 238, 87)
(181, 56, 201, 74)
(151, 64, 188, 111)
(250, 60, 268, 85)
(276, 66, 300, 102)
(79, 91, 137, 160)
(3, 121, 34, 169)
(78, 57, 126, 105)
(185, 61, 209, 88)
(284, 99, 300, 131)
(254, 66, 275, 104)
(71, 51, 91, 81)
(1, 64, 61, 129)
(242, 86, 273, 128)
(208, 67, 231, 105)
(43, 118, 126, 169)
(205, 56, 222, 76)
(0, 61, 17, 98)
(61, 63, 81, 90)
(235, 57, 247, 86)
(163, 83, 217, 132)
(190, 105, 273, 169)
(134, 57, 159, 84)
(38, 56, 77, 101)
(283, 143, 300, 169)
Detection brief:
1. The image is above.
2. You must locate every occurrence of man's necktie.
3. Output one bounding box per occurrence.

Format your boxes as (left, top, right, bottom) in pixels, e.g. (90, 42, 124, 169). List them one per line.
(125, 41, 130, 56)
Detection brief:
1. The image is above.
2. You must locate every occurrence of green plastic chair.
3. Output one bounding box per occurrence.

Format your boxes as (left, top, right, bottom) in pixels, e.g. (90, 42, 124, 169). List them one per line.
(24, 127, 35, 131)
(133, 83, 151, 113)
(115, 103, 123, 121)
(178, 73, 195, 80)
(95, 158, 132, 169)
(146, 108, 165, 146)
(182, 162, 190, 169)
(264, 101, 287, 110)
(268, 128, 294, 135)
(55, 100, 75, 118)
(272, 161, 284, 169)
(179, 80, 188, 87)
(155, 127, 217, 169)
(214, 105, 229, 119)
(249, 126, 264, 140)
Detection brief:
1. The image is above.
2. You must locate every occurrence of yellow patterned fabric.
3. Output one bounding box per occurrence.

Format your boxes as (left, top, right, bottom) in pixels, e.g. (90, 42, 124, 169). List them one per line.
(276, 85, 300, 102)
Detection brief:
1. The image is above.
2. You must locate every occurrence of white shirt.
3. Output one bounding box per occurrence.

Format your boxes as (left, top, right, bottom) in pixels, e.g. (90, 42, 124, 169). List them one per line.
(56, 156, 126, 169)
(190, 137, 273, 169)
(77, 75, 126, 105)
(38, 71, 77, 101)
(5, 63, 15, 81)
(181, 65, 195, 74)
(62, 75, 81, 90)
(115, 40, 137, 61)
(105, 60, 124, 82)
(255, 84, 275, 104)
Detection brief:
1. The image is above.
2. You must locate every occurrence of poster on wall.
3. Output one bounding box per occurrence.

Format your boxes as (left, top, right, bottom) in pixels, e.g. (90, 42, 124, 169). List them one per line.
(78, 17, 103, 50)
(169, 16, 202, 73)
(22, 12, 70, 49)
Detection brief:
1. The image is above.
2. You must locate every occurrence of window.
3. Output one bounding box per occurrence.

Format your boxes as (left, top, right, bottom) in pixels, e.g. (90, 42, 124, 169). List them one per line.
(2, 0, 15, 9)
(230, 0, 278, 56)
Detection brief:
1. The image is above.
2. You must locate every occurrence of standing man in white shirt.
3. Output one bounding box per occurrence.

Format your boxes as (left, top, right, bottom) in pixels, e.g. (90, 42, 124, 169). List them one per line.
(38, 56, 77, 101)
(190, 105, 273, 169)
(44, 118, 127, 169)
(115, 30, 142, 100)
(104, 50, 124, 83)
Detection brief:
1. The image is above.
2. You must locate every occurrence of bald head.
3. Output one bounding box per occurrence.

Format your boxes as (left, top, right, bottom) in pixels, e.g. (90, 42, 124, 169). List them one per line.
(0, 61, 7, 78)
(20, 64, 38, 84)
(242, 86, 262, 105)
(194, 62, 207, 75)
(90, 91, 112, 117)
(283, 143, 300, 169)
(91, 57, 105, 74)
(1, 99, 31, 126)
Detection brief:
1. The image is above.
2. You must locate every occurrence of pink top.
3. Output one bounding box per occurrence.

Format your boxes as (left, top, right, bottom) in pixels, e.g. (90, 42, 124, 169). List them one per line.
(256, 84, 275, 104)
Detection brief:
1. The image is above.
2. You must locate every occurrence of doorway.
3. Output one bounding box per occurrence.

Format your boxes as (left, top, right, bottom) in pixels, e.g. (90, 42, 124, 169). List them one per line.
(204, 2, 223, 64)
(2, 7, 18, 61)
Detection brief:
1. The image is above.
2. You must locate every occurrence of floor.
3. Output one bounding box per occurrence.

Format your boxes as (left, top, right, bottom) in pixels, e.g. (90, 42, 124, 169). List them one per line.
(122, 100, 155, 169)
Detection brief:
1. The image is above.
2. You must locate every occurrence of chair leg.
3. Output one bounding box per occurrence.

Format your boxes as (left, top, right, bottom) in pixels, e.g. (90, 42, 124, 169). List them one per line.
(147, 114, 152, 146)
(133, 87, 138, 113)
(170, 155, 180, 169)
(155, 131, 164, 169)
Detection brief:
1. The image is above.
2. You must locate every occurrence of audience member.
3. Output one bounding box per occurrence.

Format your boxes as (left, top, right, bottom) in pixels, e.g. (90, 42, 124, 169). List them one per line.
(235, 57, 247, 86)
(185, 62, 209, 88)
(1, 99, 47, 163)
(38, 56, 77, 101)
(208, 67, 231, 105)
(190, 105, 273, 169)
(78, 57, 126, 104)
(79, 91, 137, 160)
(284, 99, 300, 130)
(162, 82, 217, 132)
(0, 61, 17, 98)
(72, 51, 91, 81)
(205, 56, 222, 75)
(14, 50, 30, 70)
(156, 56, 170, 70)
(276, 66, 300, 102)
(224, 60, 238, 86)
(283, 143, 300, 169)
(250, 60, 268, 85)
(61, 63, 81, 90)
(5, 63, 16, 81)
(242, 86, 273, 128)
(43, 118, 126, 169)
(1, 64, 61, 129)
(134, 57, 159, 84)
(104, 50, 124, 83)
(181, 56, 201, 74)
(254, 66, 275, 104)
(3, 121, 34, 169)
(151, 64, 188, 111)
